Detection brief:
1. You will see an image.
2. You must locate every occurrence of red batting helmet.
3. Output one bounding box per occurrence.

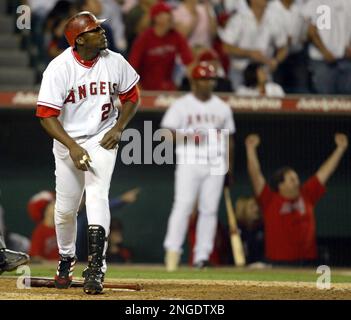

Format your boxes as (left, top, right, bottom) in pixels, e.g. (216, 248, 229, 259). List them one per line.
(64, 11, 106, 47)
(191, 62, 217, 80)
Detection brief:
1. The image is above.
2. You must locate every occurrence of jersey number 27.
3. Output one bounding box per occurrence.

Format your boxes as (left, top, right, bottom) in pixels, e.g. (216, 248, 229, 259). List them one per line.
(101, 97, 114, 121)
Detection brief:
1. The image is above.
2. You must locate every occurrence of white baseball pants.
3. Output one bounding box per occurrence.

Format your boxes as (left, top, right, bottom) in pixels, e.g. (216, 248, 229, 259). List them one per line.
(163, 163, 225, 264)
(53, 128, 117, 264)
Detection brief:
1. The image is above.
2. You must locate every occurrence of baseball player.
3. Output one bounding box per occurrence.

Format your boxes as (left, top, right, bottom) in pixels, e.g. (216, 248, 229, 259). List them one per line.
(161, 62, 235, 271)
(36, 11, 140, 294)
(0, 232, 29, 274)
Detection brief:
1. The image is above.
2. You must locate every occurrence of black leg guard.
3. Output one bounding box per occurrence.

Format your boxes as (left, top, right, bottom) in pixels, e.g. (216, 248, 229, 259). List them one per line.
(83, 225, 107, 295)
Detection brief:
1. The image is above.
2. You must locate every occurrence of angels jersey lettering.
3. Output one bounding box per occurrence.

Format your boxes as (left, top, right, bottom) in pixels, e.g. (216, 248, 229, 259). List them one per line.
(161, 93, 235, 161)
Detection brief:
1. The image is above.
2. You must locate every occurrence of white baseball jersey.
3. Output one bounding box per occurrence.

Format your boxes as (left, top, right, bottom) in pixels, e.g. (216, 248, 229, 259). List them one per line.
(161, 93, 235, 162)
(219, 8, 287, 71)
(37, 47, 140, 140)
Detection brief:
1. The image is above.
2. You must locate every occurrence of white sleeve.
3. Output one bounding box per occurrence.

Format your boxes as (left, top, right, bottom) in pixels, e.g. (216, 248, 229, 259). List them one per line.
(268, 83, 285, 98)
(116, 54, 140, 94)
(37, 66, 67, 110)
(270, 19, 288, 48)
(300, 0, 318, 23)
(224, 106, 236, 134)
(219, 14, 242, 46)
(161, 104, 182, 130)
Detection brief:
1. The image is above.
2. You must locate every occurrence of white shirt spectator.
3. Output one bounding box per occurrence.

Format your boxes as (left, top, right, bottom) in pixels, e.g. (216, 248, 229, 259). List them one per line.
(27, 0, 60, 18)
(121, 0, 138, 14)
(268, 0, 307, 53)
(219, 8, 287, 71)
(101, 0, 127, 52)
(173, 2, 216, 48)
(224, 0, 249, 13)
(236, 82, 285, 98)
(302, 0, 351, 60)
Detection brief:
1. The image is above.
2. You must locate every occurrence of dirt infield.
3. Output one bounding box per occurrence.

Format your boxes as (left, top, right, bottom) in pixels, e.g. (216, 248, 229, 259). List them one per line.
(1, 278, 351, 300)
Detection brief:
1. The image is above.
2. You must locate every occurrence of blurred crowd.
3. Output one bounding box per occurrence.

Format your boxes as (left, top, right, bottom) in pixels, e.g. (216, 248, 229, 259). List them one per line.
(0, 189, 139, 264)
(23, 0, 351, 95)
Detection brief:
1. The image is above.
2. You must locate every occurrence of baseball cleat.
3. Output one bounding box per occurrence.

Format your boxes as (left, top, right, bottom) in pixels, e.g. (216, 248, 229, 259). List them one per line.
(83, 267, 104, 294)
(193, 260, 210, 269)
(0, 249, 29, 274)
(54, 255, 76, 289)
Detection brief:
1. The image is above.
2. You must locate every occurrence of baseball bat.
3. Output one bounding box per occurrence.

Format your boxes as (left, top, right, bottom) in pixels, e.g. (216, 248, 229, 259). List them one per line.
(224, 187, 246, 267)
(24, 276, 142, 291)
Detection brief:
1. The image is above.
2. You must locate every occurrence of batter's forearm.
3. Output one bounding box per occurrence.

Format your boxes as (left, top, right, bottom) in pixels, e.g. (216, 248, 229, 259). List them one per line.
(40, 117, 77, 149)
(114, 101, 139, 131)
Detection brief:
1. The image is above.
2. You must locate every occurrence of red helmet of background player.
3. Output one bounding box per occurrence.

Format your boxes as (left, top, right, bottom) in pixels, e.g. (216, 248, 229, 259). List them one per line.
(64, 11, 106, 47)
(191, 62, 218, 80)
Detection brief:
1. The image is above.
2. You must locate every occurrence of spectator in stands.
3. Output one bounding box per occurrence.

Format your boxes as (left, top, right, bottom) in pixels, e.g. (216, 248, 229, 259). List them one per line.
(25, 0, 63, 57)
(45, 0, 76, 60)
(100, 0, 127, 54)
(223, 0, 249, 14)
(235, 196, 264, 264)
(302, 0, 351, 94)
(128, 1, 194, 91)
(122, 0, 138, 14)
(76, 188, 140, 261)
(124, 0, 157, 54)
(106, 218, 133, 263)
(245, 133, 349, 265)
(172, 0, 217, 48)
(26, 0, 61, 18)
(236, 63, 285, 97)
(27, 191, 59, 261)
(268, 0, 309, 93)
(219, 0, 288, 90)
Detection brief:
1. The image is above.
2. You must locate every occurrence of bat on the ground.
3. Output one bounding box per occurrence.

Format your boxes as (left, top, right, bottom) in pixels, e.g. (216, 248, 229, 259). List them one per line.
(224, 187, 246, 267)
(23, 276, 142, 291)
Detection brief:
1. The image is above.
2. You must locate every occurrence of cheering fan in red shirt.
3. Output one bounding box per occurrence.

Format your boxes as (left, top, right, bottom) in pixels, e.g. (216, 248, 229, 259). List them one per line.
(245, 133, 348, 265)
(128, 2, 194, 91)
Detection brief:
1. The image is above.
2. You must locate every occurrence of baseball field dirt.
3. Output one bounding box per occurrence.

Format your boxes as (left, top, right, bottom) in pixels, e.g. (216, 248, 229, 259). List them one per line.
(1, 263, 351, 300)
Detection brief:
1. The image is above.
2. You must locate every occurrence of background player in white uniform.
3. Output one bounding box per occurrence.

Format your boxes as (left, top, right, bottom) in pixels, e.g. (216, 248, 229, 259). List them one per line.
(36, 11, 140, 294)
(161, 63, 235, 271)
